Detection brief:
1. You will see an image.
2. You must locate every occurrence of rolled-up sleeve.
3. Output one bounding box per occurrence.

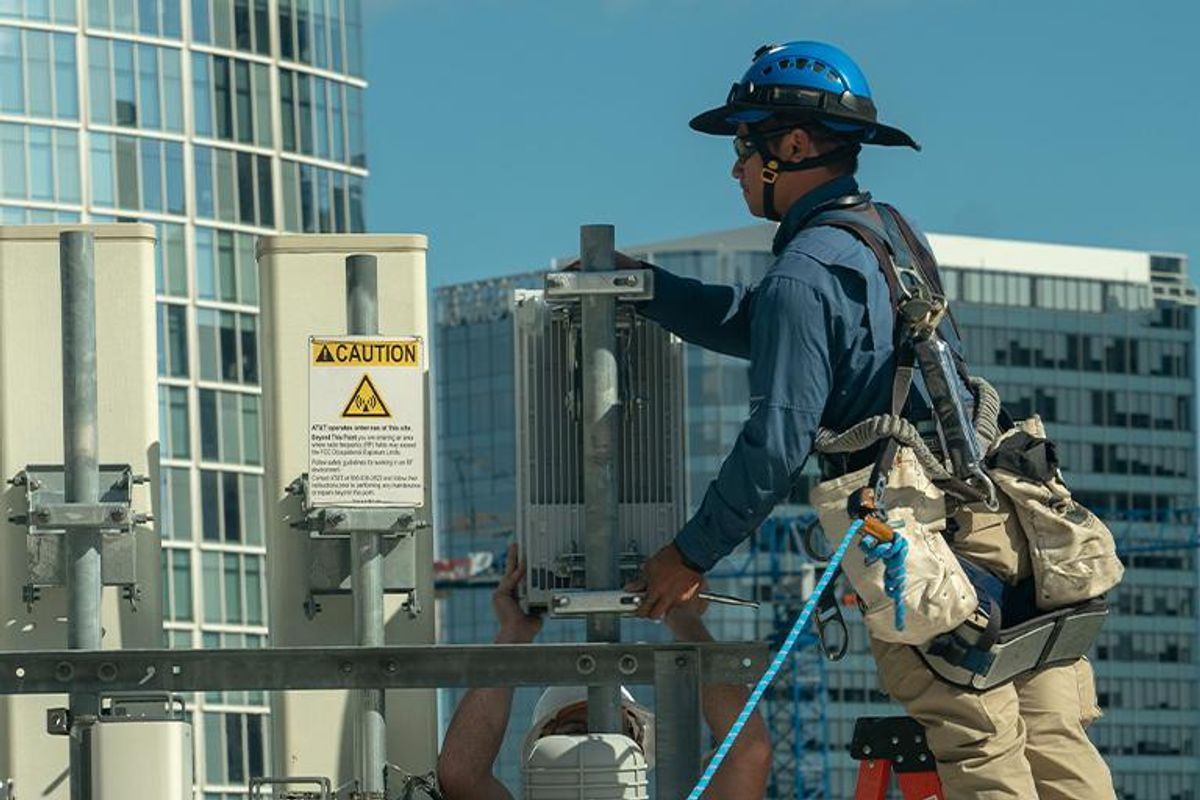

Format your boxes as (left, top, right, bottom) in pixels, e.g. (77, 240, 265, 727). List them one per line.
(674, 275, 834, 571)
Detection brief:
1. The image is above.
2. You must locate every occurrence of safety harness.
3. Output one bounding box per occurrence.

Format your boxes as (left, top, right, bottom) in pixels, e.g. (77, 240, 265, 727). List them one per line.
(802, 195, 1108, 690)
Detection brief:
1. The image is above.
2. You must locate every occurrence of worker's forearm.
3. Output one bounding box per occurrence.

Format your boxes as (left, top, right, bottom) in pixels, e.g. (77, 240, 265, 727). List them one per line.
(668, 612, 772, 800)
(437, 631, 526, 798)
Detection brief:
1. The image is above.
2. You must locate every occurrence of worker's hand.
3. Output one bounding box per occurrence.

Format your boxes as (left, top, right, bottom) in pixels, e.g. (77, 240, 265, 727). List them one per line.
(492, 543, 543, 644)
(663, 579, 711, 641)
(626, 543, 703, 620)
(559, 251, 645, 271)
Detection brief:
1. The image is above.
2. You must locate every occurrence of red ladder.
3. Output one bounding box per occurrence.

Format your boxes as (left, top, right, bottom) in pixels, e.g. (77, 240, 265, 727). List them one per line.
(851, 716, 945, 800)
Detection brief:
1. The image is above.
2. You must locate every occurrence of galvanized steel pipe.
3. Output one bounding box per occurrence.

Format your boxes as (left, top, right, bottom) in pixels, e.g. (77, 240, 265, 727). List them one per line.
(346, 254, 386, 795)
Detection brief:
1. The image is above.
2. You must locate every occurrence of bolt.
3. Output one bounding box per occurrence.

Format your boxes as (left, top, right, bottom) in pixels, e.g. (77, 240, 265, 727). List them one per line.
(576, 655, 596, 675)
(546, 275, 564, 288)
(675, 656, 687, 668)
(97, 663, 117, 682)
(554, 596, 570, 607)
(54, 662, 74, 682)
(134, 513, 153, 524)
(919, 753, 928, 762)
(862, 745, 872, 755)
(110, 508, 126, 523)
(33, 509, 49, 523)
(613, 275, 638, 287)
(896, 755, 905, 764)
(327, 512, 345, 525)
(340, 662, 353, 674)
(741, 658, 752, 668)
(8, 515, 27, 526)
(618, 655, 638, 675)
(891, 736, 900, 745)
(385, 661, 399, 674)
(131, 474, 149, 485)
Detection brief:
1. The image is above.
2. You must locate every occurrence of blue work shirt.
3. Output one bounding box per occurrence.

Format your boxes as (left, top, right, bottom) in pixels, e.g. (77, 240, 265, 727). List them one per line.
(638, 175, 949, 571)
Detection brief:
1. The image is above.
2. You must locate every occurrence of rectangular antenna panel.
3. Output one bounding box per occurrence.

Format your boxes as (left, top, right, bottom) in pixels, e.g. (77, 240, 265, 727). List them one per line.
(513, 290, 688, 613)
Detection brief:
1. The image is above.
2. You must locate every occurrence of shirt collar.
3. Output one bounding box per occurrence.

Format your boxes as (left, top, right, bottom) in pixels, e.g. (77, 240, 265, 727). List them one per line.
(772, 175, 862, 256)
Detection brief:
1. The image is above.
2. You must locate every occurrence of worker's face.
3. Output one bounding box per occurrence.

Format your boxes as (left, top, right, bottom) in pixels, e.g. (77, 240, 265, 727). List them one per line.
(731, 123, 817, 219)
(731, 124, 768, 218)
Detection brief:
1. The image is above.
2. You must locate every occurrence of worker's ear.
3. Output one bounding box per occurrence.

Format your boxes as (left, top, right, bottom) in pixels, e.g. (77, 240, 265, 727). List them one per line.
(778, 128, 816, 164)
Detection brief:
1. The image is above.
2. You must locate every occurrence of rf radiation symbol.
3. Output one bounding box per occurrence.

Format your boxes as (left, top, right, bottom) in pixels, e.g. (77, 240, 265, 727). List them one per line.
(342, 374, 392, 418)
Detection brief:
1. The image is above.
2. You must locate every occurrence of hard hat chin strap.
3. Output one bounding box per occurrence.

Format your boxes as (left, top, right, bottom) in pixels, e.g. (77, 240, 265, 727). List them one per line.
(755, 143, 863, 222)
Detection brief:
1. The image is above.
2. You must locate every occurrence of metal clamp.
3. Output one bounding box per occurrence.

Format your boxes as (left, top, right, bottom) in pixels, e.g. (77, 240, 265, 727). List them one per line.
(9, 464, 146, 609)
(543, 269, 655, 302)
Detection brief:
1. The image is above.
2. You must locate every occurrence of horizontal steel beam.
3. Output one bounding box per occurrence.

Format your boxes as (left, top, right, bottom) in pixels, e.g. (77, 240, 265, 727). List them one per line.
(0, 642, 767, 695)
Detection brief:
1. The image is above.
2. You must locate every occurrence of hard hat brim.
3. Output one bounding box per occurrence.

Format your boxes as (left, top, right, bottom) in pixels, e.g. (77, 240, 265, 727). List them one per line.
(689, 103, 920, 150)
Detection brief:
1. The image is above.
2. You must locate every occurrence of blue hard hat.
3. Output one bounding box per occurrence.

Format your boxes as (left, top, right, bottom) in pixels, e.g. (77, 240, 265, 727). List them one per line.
(690, 41, 919, 149)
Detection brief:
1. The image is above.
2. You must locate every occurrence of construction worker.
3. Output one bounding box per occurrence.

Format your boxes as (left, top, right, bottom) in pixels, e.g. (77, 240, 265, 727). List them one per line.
(436, 544, 771, 799)
(623, 41, 1116, 799)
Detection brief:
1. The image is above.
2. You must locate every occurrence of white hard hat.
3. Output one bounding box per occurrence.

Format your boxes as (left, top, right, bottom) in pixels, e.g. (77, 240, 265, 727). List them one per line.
(522, 686, 656, 768)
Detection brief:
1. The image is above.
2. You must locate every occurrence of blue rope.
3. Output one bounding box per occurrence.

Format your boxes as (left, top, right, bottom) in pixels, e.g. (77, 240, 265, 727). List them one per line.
(685, 520, 863, 800)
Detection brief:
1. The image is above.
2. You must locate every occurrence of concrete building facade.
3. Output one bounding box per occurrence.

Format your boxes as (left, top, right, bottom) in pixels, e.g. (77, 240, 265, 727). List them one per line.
(434, 224, 1198, 799)
(0, 2, 367, 795)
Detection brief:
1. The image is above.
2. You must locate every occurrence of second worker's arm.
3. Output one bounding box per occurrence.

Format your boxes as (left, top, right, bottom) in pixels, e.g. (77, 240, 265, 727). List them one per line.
(436, 545, 543, 800)
(666, 602, 772, 800)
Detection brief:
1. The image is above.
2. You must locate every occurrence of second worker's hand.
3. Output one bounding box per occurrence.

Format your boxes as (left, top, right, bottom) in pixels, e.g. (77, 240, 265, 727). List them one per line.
(626, 543, 702, 620)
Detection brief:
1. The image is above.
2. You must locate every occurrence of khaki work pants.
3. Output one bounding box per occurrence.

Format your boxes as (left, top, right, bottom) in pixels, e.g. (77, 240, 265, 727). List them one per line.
(871, 640, 1116, 799)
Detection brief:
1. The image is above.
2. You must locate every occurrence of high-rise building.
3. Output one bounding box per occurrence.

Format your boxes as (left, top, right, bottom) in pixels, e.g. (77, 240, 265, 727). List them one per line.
(434, 224, 1198, 799)
(0, 2, 366, 795)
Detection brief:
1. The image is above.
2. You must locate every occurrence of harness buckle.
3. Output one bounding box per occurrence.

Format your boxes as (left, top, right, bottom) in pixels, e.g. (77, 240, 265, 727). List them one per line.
(761, 161, 780, 184)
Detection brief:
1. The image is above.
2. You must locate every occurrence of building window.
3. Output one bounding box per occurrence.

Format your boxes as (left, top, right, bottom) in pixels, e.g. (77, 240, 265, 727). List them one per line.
(88, 38, 184, 133)
(90, 134, 184, 214)
(194, 145, 273, 227)
(160, 548, 193, 622)
(0, 27, 78, 120)
(193, 53, 273, 147)
(279, 70, 361, 165)
(157, 302, 189, 378)
(200, 471, 264, 545)
(192, 0, 269, 55)
(87, 0, 181, 38)
(200, 550, 265, 622)
(196, 308, 258, 385)
(159, 385, 191, 459)
(279, 0, 355, 74)
(196, 227, 258, 305)
(154, 221, 189, 297)
(0, 0, 76, 23)
(160, 466, 192, 541)
(199, 389, 261, 466)
(280, 159, 363, 233)
(0, 123, 80, 205)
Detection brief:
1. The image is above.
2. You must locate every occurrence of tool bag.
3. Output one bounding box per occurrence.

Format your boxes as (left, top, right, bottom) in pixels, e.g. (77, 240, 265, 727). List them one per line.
(804, 198, 1123, 683)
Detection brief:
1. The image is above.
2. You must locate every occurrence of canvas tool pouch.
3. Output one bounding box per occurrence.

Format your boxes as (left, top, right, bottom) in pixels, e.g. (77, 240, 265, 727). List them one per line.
(986, 416, 1124, 610)
(810, 447, 978, 645)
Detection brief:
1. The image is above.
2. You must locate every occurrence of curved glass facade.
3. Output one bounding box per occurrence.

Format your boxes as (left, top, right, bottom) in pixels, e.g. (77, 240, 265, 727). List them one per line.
(0, 2, 367, 796)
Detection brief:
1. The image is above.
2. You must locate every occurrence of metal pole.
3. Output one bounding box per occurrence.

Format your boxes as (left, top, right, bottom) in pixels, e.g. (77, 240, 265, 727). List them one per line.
(61, 231, 100, 800)
(653, 650, 702, 799)
(346, 254, 386, 796)
(579, 225, 622, 734)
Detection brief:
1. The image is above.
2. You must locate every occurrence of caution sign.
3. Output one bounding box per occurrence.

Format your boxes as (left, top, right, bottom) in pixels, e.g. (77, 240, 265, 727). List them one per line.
(342, 375, 391, 418)
(311, 339, 420, 367)
(309, 335, 425, 507)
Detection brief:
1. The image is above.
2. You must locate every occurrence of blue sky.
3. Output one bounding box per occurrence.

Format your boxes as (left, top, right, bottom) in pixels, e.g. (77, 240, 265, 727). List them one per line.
(363, 1, 1199, 288)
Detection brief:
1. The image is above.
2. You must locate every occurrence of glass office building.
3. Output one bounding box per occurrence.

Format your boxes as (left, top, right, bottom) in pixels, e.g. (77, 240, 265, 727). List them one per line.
(434, 226, 1198, 799)
(0, 2, 366, 796)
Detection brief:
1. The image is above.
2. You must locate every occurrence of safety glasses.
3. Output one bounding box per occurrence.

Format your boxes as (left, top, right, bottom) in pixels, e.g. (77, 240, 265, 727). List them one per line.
(733, 127, 798, 162)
